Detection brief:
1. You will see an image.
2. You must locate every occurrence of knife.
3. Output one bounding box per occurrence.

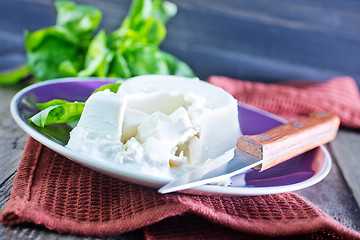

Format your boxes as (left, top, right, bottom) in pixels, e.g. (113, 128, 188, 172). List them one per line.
(158, 111, 340, 194)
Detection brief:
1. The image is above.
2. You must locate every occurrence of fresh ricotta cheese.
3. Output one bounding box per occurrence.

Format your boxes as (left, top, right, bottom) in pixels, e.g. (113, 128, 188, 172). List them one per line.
(67, 90, 127, 161)
(66, 75, 241, 178)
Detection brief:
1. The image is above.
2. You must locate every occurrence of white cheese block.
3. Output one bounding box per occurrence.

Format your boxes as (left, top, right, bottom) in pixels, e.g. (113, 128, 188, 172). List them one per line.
(72, 89, 126, 140)
(118, 75, 241, 168)
(67, 75, 241, 179)
(136, 107, 198, 145)
(67, 90, 127, 160)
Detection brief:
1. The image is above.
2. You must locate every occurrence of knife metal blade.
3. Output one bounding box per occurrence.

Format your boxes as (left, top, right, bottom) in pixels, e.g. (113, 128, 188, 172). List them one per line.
(158, 147, 262, 194)
(158, 111, 340, 194)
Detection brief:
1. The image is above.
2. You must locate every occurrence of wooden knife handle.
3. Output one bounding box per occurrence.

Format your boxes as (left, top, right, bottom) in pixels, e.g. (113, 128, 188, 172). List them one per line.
(237, 112, 340, 171)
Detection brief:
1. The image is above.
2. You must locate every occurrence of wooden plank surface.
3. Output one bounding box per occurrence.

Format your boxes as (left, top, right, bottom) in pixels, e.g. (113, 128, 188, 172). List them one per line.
(1, 0, 360, 86)
(0, 0, 360, 238)
(163, 0, 360, 84)
(330, 129, 360, 209)
(0, 85, 28, 184)
(0, 0, 54, 72)
(295, 144, 360, 231)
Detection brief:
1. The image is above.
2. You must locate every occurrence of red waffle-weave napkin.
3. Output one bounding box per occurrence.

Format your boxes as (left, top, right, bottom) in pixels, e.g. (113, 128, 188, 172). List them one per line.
(2, 138, 360, 239)
(208, 76, 360, 128)
(2, 76, 360, 239)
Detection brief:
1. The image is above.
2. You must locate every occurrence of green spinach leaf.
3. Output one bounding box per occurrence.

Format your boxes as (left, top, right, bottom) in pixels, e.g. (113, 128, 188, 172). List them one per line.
(91, 82, 123, 94)
(37, 99, 71, 110)
(30, 82, 122, 127)
(78, 30, 113, 77)
(30, 102, 85, 127)
(0, 65, 30, 85)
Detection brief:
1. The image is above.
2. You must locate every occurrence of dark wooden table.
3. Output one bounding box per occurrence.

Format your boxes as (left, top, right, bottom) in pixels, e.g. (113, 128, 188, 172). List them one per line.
(1, 0, 360, 239)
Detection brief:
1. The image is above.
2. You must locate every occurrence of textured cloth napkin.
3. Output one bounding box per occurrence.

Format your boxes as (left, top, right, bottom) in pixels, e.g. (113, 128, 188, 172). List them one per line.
(2, 76, 360, 239)
(208, 76, 360, 128)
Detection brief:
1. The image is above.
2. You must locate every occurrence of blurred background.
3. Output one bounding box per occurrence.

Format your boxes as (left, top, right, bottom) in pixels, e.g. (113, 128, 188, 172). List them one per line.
(1, 0, 360, 86)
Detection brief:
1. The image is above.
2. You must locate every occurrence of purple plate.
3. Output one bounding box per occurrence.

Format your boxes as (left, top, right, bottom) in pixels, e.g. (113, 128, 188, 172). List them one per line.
(11, 78, 331, 196)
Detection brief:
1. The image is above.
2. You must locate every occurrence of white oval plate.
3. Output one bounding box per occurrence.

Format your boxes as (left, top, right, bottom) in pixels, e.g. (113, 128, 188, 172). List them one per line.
(11, 78, 331, 196)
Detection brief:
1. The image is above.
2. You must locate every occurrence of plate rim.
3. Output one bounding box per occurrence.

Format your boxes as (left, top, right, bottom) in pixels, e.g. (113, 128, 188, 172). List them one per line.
(10, 77, 332, 196)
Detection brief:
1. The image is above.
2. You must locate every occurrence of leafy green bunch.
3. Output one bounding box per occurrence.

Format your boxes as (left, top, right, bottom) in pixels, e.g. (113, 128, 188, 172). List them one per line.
(1, 0, 194, 84)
